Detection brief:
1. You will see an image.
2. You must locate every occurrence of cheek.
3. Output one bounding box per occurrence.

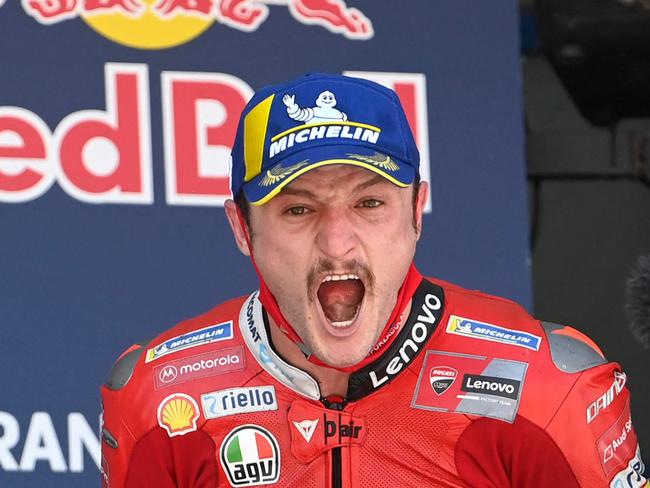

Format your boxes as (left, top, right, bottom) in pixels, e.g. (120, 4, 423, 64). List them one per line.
(366, 206, 416, 246)
(252, 230, 310, 292)
(364, 213, 417, 276)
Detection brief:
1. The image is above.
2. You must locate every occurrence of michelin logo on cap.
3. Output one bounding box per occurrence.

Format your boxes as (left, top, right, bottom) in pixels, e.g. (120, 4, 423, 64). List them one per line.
(269, 90, 381, 159)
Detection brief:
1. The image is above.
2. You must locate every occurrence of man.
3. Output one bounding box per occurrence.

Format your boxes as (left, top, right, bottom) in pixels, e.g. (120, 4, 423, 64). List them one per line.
(101, 73, 647, 487)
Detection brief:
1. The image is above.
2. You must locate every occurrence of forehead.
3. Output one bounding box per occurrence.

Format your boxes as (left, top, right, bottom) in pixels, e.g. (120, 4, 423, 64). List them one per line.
(280, 165, 391, 195)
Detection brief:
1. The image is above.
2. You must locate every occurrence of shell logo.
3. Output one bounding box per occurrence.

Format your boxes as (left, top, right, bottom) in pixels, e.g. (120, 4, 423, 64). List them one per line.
(157, 392, 200, 437)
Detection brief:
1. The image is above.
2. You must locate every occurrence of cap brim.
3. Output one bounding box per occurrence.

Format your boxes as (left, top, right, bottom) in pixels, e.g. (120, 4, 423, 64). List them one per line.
(242, 145, 416, 205)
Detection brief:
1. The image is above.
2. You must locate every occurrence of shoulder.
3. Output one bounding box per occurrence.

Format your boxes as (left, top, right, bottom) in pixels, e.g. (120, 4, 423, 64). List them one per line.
(422, 277, 642, 484)
(427, 276, 606, 368)
(424, 276, 609, 413)
(426, 275, 546, 352)
(101, 294, 261, 440)
(104, 294, 248, 390)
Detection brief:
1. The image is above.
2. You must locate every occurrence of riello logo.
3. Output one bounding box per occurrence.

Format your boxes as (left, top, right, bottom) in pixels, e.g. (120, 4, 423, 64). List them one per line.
(0, 64, 430, 207)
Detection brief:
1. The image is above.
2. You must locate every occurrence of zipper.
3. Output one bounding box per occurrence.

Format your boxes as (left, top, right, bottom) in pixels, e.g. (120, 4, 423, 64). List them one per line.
(322, 396, 346, 488)
(331, 447, 342, 488)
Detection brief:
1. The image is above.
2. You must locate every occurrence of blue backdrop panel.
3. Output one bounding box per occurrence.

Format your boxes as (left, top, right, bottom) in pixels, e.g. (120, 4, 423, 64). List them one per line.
(0, 1, 528, 486)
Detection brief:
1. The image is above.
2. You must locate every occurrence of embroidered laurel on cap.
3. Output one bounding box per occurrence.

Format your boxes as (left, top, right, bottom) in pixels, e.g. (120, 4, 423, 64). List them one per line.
(229, 73, 421, 205)
(346, 152, 400, 171)
(260, 160, 310, 187)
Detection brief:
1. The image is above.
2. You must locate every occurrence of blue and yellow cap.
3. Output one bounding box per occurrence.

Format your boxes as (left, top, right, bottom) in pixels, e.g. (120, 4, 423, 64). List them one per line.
(230, 73, 420, 205)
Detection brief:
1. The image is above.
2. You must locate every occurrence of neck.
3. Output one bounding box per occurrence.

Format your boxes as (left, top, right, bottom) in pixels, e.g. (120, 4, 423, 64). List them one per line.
(268, 318, 350, 397)
(267, 298, 414, 398)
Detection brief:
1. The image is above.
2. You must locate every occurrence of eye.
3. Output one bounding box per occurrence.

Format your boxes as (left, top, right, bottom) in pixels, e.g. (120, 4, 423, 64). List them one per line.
(358, 199, 383, 209)
(285, 206, 309, 216)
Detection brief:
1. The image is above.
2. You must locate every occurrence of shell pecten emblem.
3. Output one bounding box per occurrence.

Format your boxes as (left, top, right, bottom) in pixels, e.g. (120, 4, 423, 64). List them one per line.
(157, 392, 200, 437)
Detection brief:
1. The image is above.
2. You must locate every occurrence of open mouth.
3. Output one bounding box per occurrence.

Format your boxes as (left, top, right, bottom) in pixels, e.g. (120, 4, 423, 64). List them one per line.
(316, 273, 366, 329)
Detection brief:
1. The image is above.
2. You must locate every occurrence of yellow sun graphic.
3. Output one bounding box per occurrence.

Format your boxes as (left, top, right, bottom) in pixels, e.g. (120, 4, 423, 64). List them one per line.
(82, 0, 214, 50)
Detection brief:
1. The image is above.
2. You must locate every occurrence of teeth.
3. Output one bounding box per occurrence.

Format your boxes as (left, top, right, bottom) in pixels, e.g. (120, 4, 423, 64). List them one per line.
(330, 319, 355, 328)
(322, 273, 359, 283)
(327, 304, 362, 328)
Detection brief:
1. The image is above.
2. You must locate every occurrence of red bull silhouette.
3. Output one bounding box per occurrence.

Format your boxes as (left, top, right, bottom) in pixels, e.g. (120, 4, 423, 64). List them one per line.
(23, 0, 144, 23)
(215, 0, 373, 39)
(84, 0, 144, 16)
(154, 0, 212, 16)
(22, 0, 78, 23)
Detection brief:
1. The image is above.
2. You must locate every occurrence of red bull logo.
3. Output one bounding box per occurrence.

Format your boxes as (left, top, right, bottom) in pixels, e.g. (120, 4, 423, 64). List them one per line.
(20, 0, 373, 49)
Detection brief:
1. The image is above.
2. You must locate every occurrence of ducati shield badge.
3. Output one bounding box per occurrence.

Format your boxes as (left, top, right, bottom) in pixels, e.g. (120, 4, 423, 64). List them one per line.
(220, 425, 281, 486)
(429, 366, 458, 395)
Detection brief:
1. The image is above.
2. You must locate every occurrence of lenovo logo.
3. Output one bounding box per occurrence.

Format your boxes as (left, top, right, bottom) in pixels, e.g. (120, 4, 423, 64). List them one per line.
(461, 374, 520, 400)
(369, 293, 441, 388)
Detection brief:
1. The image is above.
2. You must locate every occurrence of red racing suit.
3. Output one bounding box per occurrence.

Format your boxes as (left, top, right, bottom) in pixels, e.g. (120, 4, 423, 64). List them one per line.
(100, 276, 648, 487)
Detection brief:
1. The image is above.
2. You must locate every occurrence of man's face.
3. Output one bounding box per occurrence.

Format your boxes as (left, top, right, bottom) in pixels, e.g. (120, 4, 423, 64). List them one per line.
(227, 165, 428, 367)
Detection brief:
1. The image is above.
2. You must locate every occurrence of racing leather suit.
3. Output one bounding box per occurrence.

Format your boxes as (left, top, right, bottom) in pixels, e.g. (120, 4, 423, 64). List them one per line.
(100, 275, 648, 487)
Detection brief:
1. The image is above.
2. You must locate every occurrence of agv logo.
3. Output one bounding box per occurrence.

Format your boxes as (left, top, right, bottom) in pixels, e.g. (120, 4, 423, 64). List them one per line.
(220, 425, 280, 486)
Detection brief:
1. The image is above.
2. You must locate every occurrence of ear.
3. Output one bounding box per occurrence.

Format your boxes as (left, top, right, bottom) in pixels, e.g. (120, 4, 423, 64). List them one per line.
(224, 199, 251, 256)
(414, 181, 429, 239)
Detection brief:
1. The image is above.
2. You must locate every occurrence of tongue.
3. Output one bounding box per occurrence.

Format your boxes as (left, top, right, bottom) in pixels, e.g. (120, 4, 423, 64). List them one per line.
(317, 280, 365, 323)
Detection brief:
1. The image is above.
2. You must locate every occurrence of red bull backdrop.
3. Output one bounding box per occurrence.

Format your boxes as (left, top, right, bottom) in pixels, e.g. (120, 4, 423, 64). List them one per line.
(0, 1, 528, 486)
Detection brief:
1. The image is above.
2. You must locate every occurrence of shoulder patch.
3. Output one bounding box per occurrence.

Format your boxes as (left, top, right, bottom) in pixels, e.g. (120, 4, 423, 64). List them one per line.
(541, 322, 606, 373)
(104, 344, 145, 390)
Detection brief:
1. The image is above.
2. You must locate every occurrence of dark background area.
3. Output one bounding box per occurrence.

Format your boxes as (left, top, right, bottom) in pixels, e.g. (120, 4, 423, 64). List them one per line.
(523, 0, 650, 461)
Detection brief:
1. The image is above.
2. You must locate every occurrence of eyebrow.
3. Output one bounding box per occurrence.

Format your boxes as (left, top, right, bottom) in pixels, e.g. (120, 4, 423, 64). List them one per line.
(278, 186, 319, 199)
(352, 174, 387, 192)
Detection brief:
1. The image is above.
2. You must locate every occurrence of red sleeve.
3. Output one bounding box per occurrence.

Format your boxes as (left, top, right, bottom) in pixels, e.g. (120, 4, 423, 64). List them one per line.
(124, 429, 218, 488)
(455, 362, 648, 487)
(101, 346, 141, 488)
(455, 415, 580, 487)
(545, 362, 647, 487)
(101, 345, 219, 488)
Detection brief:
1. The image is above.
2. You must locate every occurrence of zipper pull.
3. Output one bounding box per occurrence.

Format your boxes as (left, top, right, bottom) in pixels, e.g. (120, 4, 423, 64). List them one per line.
(321, 394, 346, 410)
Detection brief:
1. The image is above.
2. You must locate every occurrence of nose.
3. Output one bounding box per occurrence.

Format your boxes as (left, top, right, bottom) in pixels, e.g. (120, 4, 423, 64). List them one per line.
(315, 208, 357, 260)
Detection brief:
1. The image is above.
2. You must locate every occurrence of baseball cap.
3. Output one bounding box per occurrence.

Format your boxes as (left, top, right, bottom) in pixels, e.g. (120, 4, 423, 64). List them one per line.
(230, 72, 420, 205)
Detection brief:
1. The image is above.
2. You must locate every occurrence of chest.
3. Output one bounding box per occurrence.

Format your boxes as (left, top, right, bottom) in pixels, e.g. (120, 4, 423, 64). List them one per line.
(199, 376, 475, 488)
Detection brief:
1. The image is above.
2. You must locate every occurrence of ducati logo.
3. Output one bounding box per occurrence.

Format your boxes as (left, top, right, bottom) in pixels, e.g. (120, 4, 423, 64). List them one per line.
(429, 366, 457, 395)
(159, 365, 178, 383)
(293, 419, 319, 443)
